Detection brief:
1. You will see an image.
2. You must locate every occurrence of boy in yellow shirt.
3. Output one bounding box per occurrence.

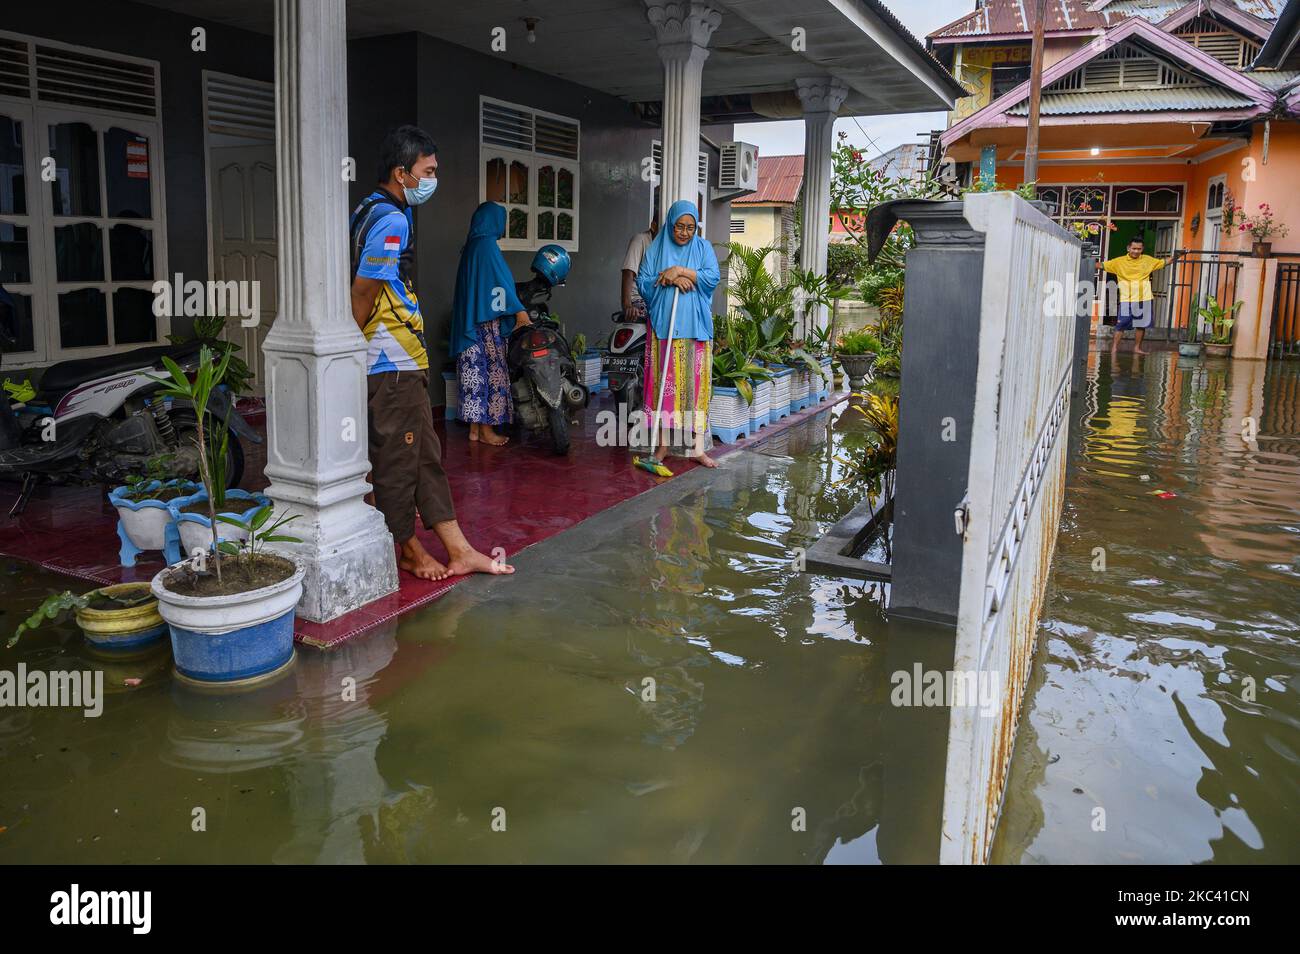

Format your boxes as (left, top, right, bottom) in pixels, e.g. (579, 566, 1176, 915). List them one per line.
(1102, 238, 1170, 358)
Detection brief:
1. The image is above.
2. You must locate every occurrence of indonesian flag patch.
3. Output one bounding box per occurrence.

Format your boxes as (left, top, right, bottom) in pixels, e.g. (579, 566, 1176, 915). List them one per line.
(383, 235, 401, 252)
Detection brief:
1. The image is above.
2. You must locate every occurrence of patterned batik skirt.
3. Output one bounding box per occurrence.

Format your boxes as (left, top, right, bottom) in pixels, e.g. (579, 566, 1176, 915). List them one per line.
(457, 319, 513, 425)
(638, 327, 713, 458)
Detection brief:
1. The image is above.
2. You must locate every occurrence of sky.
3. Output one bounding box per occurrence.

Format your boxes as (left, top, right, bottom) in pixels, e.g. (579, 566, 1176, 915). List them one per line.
(733, 0, 974, 160)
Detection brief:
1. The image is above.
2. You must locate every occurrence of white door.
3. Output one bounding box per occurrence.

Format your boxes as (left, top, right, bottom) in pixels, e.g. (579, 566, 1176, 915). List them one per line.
(208, 144, 277, 395)
(1152, 221, 1177, 332)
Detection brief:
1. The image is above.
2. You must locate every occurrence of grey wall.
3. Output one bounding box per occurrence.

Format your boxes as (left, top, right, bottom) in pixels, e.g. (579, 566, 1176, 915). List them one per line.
(5, 0, 274, 335)
(16, 7, 733, 384)
(351, 31, 733, 379)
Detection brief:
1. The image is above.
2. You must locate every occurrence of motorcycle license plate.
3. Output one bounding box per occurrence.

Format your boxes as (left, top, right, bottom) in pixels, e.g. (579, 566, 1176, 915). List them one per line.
(603, 355, 640, 374)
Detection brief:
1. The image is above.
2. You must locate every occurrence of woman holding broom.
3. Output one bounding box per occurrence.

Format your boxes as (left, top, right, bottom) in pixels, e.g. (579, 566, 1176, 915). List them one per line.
(634, 200, 720, 471)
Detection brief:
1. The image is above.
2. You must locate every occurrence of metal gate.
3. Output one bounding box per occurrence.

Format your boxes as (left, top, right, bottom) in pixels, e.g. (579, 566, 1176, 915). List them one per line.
(1271, 261, 1300, 359)
(1163, 250, 1242, 340)
(941, 193, 1079, 863)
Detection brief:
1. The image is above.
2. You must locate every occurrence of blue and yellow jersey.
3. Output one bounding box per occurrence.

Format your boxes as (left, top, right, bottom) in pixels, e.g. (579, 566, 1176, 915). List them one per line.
(351, 191, 428, 373)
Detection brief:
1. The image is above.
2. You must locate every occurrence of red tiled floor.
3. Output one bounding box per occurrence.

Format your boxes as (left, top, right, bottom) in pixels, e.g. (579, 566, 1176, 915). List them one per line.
(0, 390, 845, 648)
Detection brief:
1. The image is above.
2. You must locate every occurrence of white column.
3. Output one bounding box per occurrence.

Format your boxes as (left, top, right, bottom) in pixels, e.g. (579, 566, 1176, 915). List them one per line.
(262, 0, 398, 622)
(646, 1, 721, 222)
(796, 77, 849, 335)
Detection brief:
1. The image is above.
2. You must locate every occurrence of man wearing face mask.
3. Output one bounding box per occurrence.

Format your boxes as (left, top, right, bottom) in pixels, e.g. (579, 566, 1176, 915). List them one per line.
(349, 125, 515, 581)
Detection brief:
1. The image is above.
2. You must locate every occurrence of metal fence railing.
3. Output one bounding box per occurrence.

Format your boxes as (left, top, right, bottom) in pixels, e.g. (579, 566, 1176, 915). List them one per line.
(1271, 261, 1300, 360)
(1161, 249, 1244, 341)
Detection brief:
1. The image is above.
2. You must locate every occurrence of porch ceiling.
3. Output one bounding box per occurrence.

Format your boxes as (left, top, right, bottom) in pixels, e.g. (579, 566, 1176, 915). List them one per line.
(130, 0, 959, 117)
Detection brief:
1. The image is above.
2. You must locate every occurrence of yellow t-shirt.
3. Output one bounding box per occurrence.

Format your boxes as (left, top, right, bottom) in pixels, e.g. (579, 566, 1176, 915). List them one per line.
(1103, 254, 1166, 303)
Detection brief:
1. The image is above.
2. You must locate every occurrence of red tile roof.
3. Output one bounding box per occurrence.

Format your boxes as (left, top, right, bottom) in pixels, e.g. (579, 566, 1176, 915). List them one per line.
(733, 154, 803, 205)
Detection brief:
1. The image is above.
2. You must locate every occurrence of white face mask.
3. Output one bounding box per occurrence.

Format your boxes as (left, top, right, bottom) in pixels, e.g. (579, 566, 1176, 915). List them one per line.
(401, 170, 438, 205)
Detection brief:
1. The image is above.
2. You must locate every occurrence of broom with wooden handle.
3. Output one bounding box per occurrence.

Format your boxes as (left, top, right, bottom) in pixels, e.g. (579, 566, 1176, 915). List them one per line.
(632, 286, 679, 478)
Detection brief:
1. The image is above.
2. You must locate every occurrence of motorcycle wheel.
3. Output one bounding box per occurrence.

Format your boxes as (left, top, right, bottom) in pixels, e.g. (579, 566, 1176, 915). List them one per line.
(169, 410, 246, 489)
(616, 377, 640, 416)
(547, 404, 570, 456)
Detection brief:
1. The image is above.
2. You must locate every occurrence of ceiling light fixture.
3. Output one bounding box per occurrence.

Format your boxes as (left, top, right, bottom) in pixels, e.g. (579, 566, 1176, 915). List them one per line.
(522, 17, 540, 44)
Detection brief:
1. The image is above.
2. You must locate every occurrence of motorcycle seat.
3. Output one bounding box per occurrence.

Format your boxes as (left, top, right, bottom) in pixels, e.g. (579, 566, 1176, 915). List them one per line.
(38, 341, 204, 398)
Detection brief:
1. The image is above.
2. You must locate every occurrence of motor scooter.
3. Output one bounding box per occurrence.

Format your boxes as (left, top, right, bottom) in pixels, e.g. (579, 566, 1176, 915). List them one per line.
(506, 245, 587, 455)
(0, 332, 259, 516)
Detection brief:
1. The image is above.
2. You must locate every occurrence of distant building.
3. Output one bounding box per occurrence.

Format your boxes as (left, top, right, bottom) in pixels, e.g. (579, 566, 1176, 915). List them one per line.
(729, 154, 802, 286)
(927, 0, 1300, 351)
(830, 142, 930, 242)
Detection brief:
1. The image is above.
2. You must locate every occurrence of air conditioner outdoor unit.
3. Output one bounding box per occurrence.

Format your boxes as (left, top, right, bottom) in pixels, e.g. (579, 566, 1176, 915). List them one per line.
(714, 141, 759, 199)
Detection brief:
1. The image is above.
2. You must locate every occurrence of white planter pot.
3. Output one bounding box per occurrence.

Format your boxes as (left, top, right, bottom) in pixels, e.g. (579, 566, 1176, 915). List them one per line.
(789, 368, 811, 408)
(768, 367, 791, 411)
(709, 388, 748, 427)
(748, 379, 772, 427)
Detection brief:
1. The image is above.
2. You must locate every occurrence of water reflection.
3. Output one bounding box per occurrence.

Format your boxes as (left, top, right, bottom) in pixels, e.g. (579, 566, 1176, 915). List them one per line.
(994, 354, 1300, 864)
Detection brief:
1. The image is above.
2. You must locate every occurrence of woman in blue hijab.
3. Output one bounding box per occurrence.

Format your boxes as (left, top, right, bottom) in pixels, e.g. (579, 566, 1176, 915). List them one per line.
(635, 200, 721, 467)
(452, 202, 530, 445)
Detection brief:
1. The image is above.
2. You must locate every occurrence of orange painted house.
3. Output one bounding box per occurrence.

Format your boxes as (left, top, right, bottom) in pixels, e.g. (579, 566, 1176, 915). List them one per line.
(928, 0, 1300, 358)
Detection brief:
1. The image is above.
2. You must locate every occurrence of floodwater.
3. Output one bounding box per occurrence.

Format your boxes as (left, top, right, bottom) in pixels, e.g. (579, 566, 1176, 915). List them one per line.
(0, 354, 1296, 864)
(993, 354, 1300, 864)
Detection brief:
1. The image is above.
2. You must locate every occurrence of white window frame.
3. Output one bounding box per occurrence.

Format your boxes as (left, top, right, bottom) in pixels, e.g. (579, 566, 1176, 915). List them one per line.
(0, 30, 168, 369)
(478, 96, 579, 253)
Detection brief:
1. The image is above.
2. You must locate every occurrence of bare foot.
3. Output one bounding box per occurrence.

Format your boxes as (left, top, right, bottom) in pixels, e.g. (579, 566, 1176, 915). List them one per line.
(478, 430, 509, 446)
(690, 453, 719, 468)
(446, 547, 516, 576)
(1133, 348, 1148, 356)
(399, 537, 450, 581)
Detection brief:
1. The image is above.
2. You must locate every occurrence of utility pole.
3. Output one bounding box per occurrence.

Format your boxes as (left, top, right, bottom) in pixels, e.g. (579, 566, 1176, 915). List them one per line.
(1023, 0, 1048, 192)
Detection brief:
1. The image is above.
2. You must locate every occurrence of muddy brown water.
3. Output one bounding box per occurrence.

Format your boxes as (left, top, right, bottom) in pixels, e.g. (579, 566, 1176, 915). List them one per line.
(0, 354, 1296, 863)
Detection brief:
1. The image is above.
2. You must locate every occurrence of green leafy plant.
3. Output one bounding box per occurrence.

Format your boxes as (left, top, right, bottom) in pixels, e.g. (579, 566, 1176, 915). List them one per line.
(149, 345, 233, 582)
(217, 504, 302, 585)
(1227, 202, 1290, 242)
(8, 588, 153, 649)
(712, 345, 771, 404)
(120, 453, 180, 500)
(570, 331, 587, 362)
(835, 329, 883, 356)
(1197, 298, 1242, 344)
(168, 314, 253, 397)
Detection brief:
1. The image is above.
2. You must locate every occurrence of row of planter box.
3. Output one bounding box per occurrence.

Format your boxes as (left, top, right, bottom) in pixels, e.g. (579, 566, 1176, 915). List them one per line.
(110, 478, 272, 568)
(711, 358, 835, 444)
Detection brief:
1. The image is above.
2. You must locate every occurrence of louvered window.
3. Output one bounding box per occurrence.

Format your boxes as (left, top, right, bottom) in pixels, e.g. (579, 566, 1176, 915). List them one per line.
(1173, 16, 1260, 69)
(204, 72, 274, 141)
(480, 97, 580, 251)
(0, 31, 165, 366)
(1048, 44, 1201, 93)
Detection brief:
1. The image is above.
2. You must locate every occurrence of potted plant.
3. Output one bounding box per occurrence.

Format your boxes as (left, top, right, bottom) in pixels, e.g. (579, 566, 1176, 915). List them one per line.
(148, 347, 305, 687)
(710, 345, 769, 443)
(1198, 298, 1241, 359)
(152, 349, 270, 562)
(9, 582, 165, 652)
(1230, 202, 1289, 257)
(766, 363, 793, 424)
(836, 329, 881, 390)
(108, 457, 199, 567)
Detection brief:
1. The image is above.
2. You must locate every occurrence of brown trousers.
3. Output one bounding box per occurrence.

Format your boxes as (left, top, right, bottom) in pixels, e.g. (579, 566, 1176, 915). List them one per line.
(367, 370, 456, 541)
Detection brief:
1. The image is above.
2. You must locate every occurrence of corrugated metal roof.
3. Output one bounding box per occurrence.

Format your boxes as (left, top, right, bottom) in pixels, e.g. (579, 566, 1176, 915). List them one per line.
(733, 154, 803, 205)
(1249, 67, 1300, 88)
(1006, 85, 1256, 113)
(930, 0, 1278, 40)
